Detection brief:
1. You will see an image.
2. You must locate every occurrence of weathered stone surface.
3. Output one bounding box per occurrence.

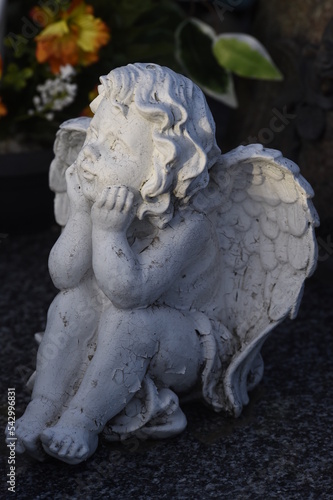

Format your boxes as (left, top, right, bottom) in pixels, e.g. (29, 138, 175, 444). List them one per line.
(5, 64, 318, 465)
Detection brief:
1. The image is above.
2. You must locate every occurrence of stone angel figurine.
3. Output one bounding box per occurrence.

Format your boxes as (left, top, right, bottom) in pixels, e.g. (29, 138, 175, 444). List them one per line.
(11, 63, 319, 464)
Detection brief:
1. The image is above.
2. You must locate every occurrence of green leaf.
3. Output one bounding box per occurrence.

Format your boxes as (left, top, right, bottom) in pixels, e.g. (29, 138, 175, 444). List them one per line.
(202, 72, 238, 108)
(175, 18, 229, 96)
(2, 64, 34, 91)
(213, 34, 283, 80)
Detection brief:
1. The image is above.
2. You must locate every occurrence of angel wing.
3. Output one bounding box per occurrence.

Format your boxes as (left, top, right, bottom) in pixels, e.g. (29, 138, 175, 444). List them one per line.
(193, 144, 319, 417)
(49, 117, 91, 227)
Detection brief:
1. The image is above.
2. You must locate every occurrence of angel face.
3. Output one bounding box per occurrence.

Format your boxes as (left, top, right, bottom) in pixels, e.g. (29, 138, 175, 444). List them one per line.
(76, 97, 154, 202)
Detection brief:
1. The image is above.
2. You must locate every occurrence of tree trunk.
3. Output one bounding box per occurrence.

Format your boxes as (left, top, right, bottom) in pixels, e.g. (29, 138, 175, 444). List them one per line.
(224, 0, 333, 228)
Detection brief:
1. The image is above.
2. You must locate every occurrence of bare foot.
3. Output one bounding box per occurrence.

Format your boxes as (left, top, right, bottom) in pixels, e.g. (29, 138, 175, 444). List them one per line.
(40, 417, 98, 464)
(8, 397, 58, 461)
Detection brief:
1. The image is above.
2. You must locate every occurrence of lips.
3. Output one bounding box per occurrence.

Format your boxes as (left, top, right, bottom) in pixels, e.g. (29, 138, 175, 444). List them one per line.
(82, 169, 96, 181)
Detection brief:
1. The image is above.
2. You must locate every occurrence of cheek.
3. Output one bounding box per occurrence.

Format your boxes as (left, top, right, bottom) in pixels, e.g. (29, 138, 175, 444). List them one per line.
(81, 179, 95, 196)
(98, 168, 117, 187)
(98, 156, 124, 185)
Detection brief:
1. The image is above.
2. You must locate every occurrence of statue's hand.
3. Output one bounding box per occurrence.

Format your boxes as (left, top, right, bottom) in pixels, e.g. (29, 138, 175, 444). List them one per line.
(66, 164, 91, 214)
(91, 185, 135, 232)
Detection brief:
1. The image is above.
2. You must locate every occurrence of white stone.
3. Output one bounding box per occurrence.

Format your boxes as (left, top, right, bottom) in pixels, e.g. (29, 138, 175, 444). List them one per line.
(9, 63, 319, 464)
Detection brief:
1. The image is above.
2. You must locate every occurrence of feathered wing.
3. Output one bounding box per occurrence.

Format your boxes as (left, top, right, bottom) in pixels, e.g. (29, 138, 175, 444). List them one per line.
(49, 117, 91, 227)
(196, 144, 319, 417)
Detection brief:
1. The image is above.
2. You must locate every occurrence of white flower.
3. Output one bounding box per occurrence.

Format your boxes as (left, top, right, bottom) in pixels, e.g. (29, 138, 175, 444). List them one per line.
(30, 66, 78, 118)
(33, 96, 41, 107)
(59, 65, 76, 80)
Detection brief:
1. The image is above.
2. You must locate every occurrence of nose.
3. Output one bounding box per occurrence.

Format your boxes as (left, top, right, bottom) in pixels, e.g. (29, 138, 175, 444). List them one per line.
(82, 145, 100, 162)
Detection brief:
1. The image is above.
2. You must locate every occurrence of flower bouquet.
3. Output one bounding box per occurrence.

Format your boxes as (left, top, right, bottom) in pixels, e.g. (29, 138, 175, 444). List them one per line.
(1, 0, 283, 152)
(0, 0, 184, 151)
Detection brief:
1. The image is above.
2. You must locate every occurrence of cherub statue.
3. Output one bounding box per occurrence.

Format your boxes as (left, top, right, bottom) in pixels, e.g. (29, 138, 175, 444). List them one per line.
(11, 63, 319, 465)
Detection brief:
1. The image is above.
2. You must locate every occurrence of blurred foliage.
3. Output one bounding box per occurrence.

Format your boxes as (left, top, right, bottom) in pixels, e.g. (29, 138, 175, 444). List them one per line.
(0, 0, 281, 148)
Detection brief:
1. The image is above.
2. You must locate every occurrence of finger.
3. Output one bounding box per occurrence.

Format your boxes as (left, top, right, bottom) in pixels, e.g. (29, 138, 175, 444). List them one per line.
(104, 186, 120, 210)
(113, 186, 129, 212)
(96, 187, 114, 209)
(123, 190, 134, 214)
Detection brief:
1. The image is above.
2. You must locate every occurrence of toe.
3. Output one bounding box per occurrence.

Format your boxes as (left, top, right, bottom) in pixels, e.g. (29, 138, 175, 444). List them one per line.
(58, 437, 73, 457)
(49, 441, 61, 453)
(40, 428, 54, 445)
(74, 444, 89, 459)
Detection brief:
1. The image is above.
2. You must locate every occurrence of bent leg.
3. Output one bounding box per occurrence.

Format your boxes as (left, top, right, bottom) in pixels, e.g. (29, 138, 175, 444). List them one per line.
(41, 305, 202, 463)
(15, 276, 101, 458)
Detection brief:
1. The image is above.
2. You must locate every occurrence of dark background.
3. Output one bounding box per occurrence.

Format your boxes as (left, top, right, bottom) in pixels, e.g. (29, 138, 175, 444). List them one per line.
(1, 1, 333, 498)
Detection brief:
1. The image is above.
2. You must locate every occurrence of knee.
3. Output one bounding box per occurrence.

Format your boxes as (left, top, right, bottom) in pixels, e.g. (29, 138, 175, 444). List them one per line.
(47, 288, 81, 317)
(98, 307, 160, 358)
(48, 285, 100, 322)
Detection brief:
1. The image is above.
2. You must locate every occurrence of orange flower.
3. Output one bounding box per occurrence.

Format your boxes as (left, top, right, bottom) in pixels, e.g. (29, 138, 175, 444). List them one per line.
(0, 98, 8, 118)
(32, 0, 110, 74)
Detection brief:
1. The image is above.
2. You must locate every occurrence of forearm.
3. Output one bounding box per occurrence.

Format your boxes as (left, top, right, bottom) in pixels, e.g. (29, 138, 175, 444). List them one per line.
(49, 212, 92, 289)
(92, 227, 146, 309)
(90, 189, 207, 308)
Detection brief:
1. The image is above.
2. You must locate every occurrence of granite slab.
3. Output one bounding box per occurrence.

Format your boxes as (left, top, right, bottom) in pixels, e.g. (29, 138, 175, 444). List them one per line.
(0, 228, 332, 499)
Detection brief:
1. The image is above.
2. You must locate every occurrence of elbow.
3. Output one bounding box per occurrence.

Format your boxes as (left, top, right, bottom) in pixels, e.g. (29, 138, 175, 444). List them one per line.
(96, 278, 151, 310)
(48, 256, 64, 290)
(49, 258, 87, 290)
(49, 273, 66, 290)
(49, 246, 90, 290)
(49, 270, 75, 291)
(48, 246, 68, 287)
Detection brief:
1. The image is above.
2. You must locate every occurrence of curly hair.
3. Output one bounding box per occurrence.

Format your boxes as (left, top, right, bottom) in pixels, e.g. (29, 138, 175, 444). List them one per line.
(90, 63, 221, 227)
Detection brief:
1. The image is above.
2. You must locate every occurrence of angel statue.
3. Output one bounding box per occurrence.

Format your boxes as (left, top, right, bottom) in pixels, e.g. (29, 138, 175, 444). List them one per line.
(9, 63, 319, 465)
